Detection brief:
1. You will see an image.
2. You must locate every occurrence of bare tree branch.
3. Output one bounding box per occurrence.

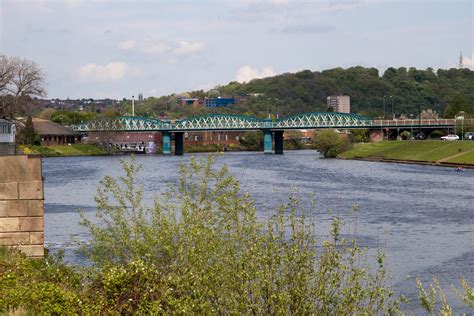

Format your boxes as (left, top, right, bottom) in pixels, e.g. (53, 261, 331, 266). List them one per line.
(0, 55, 46, 117)
(0, 55, 16, 94)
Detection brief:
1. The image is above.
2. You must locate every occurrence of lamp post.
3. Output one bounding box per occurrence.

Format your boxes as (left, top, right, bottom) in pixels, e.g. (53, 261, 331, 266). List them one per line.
(132, 95, 135, 117)
(390, 95, 394, 119)
(383, 95, 386, 119)
(458, 111, 465, 140)
(410, 113, 414, 140)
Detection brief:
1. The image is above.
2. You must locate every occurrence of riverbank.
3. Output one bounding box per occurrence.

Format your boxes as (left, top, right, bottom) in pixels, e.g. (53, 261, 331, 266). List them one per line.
(19, 144, 108, 157)
(338, 140, 474, 168)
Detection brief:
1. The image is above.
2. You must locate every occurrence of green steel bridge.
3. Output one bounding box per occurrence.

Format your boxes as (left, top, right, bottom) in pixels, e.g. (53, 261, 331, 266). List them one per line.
(71, 112, 456, 154)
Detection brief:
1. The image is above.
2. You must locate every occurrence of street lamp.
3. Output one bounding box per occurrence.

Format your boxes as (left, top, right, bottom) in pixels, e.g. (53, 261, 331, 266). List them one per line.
(383, 95, 386, 119)
(390, 95, 394, 119)
(457, 111, 465, 140)
(132, 95, 135, 117)
(409, 113, 414, 140)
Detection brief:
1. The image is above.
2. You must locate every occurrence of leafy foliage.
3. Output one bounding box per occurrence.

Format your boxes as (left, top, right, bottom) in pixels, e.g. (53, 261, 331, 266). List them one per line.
(2, 157, 473, 314)
(78, 155, 402, 314)
(131, 67, 474, 119)
(239, 131, 263, 150)
(312, 129, 352, 158)
(16, 116, 40, 145)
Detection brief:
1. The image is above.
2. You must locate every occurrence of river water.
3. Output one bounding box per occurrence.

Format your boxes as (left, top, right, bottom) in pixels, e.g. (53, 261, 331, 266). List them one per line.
(42, 150, 473, 313)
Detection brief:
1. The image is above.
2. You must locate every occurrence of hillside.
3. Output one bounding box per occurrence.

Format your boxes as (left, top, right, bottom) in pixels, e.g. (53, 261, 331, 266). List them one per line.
(134, 66, 473, 119)
(38, 67, 473, 122)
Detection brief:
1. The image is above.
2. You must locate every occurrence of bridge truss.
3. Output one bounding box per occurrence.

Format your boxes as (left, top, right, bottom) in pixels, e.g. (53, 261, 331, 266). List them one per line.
(71, 112, 375, 132)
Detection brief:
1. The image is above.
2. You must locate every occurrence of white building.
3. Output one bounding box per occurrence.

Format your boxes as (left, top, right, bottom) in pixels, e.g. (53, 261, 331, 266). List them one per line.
(0, 118, 16, 156)
(327, 95, 350, 113)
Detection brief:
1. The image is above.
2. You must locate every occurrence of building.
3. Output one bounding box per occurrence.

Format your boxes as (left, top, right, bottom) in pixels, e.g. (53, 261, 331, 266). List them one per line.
(0, 118, 16, 156)
(181, 98, 200, 108)
(138, 93, 144, 102)
(32, 118, 81, 146)
(205, 97, 236, 108)
(327, 95, 350, 113)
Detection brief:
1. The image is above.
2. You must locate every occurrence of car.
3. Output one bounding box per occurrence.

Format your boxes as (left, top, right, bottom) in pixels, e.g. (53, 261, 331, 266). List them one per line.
(465, 132, 474, 140)
(440, 134, 459, 141)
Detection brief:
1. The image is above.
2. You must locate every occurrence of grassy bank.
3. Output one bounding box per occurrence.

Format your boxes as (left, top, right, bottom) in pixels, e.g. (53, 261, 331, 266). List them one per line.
(339, 141, 474, 165)
(20, 144, 107, 157)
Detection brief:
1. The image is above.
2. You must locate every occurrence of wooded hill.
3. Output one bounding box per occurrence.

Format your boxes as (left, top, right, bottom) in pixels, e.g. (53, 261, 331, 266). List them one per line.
(214, 66, 474, 118)
(43, 66, 473, 121)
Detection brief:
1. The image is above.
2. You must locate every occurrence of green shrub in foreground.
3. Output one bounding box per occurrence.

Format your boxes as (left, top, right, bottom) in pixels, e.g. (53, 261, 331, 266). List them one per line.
(2, 156, 472, 314)
(78, 155, 401, 314)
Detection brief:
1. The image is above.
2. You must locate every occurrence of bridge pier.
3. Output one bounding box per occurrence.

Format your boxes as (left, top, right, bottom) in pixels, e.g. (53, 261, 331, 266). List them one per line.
(162, 131, 171, 154)
(263, 130, 272, 154)
(174, 132, 184, 156)
(274, 130, 284, 154)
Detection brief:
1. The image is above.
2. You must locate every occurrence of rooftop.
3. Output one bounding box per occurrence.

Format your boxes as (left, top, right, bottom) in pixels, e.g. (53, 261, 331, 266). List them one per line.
(32, 118, 77, 136)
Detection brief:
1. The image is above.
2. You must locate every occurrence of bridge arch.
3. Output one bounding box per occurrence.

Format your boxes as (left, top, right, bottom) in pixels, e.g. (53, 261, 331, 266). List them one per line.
(71, 116, 169, 132)
(274, 112, 373, 129)
(173, 114, 264, 131)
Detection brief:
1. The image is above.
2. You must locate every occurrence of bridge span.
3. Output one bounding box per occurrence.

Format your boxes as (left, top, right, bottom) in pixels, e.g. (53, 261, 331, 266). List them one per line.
(71, 113, 456, 155)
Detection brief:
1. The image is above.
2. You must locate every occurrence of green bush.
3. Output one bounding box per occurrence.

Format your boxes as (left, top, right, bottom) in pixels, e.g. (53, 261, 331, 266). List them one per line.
(239, 131, 263, 150)
(1, 156, 473, 314)
(78, 155, 401, 314)
(312, 129, 352, 158)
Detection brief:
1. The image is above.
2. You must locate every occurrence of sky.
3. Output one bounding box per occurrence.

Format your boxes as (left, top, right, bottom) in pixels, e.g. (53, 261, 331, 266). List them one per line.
(0, 0, 473, 99)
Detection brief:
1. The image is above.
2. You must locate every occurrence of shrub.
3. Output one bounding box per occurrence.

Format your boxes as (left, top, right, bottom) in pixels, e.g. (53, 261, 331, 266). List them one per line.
(312, 129, 352, 158)
(78, 155, 401, 314)
(239, 131, 263, 150)
(350, 129, 370, 143)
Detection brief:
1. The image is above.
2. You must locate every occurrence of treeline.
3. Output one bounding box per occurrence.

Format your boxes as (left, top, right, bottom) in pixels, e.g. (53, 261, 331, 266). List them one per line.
(216, 67, 473, 118)
(122, 66, 474, 120)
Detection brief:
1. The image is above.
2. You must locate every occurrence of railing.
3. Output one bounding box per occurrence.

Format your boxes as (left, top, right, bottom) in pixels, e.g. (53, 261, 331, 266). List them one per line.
(372, 119, 456, 127)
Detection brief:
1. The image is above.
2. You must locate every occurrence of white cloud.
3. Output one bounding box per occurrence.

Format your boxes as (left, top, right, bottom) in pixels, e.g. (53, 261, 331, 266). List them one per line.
(462, 54, 474, 69)
(235, 66, 276, 83)
(142, 41, 170, 54)
(78, 62, 129, 81)
(118, 40, 136, 50)
(174, 41, 204, 55)
(195, 82, 216, 91)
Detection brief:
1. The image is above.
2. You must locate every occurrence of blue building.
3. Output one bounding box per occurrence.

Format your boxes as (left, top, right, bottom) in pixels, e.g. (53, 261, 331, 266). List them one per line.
(205, 97, 236, 108)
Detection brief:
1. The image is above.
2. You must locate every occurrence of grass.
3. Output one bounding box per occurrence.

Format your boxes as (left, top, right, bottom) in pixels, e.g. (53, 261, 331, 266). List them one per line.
(339, 141, 474, 165)
(20, 144, 107, 157)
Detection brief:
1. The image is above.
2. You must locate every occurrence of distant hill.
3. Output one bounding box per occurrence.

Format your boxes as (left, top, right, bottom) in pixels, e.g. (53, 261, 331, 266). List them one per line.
(212, 66, 473, 118)
(91, 66, 473, 120)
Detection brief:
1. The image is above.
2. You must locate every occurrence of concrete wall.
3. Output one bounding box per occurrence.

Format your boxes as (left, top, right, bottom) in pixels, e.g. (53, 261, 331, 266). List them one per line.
(0, 155, 44, 257)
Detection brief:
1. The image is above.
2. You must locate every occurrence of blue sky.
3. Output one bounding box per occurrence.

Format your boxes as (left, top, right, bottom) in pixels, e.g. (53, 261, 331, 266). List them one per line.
(1, 0, 472, 99)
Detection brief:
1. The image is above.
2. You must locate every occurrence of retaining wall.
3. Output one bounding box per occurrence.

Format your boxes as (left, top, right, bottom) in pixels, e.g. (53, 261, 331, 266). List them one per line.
(0, 155, 44, 257)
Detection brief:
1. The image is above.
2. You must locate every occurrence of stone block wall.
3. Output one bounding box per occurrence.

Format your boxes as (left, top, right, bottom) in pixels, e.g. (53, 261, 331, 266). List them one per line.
(0, 155, 44, 257)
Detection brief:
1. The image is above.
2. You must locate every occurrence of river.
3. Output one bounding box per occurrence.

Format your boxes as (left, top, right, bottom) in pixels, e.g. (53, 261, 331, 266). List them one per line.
(42, 150, 473, 313)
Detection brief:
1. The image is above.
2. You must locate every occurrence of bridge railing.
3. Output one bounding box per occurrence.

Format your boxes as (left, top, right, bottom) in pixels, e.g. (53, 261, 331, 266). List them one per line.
(373, 119, 456, 127)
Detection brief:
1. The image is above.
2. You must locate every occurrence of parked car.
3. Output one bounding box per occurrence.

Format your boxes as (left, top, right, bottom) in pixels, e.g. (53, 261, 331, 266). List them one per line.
(465, 132, 474, 140)
(440, 134, 460, 141)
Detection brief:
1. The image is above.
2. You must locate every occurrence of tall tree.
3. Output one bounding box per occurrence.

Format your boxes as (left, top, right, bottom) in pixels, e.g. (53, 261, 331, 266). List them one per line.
(0, 55, 46, 117)
(444, 94, 471, 118)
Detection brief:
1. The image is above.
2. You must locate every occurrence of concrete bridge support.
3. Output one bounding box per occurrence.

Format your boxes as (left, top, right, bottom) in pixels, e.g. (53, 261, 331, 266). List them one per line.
(174, 132, 184, 156)
(274, 130, 284, 154)
(162, 131, 171, 154)
(263, 130, 272, 154)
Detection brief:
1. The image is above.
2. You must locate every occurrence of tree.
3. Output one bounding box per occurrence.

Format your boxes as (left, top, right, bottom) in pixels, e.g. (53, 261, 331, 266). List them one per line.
(16, 116, 40, 145)
(284, 130, 304, 149)
(443, 94, 471, 118)
(239, 131, 263, 150)
(0, 55, 46, 117)
(77, 156, 402, 314)
(312, 129, 352, 158)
